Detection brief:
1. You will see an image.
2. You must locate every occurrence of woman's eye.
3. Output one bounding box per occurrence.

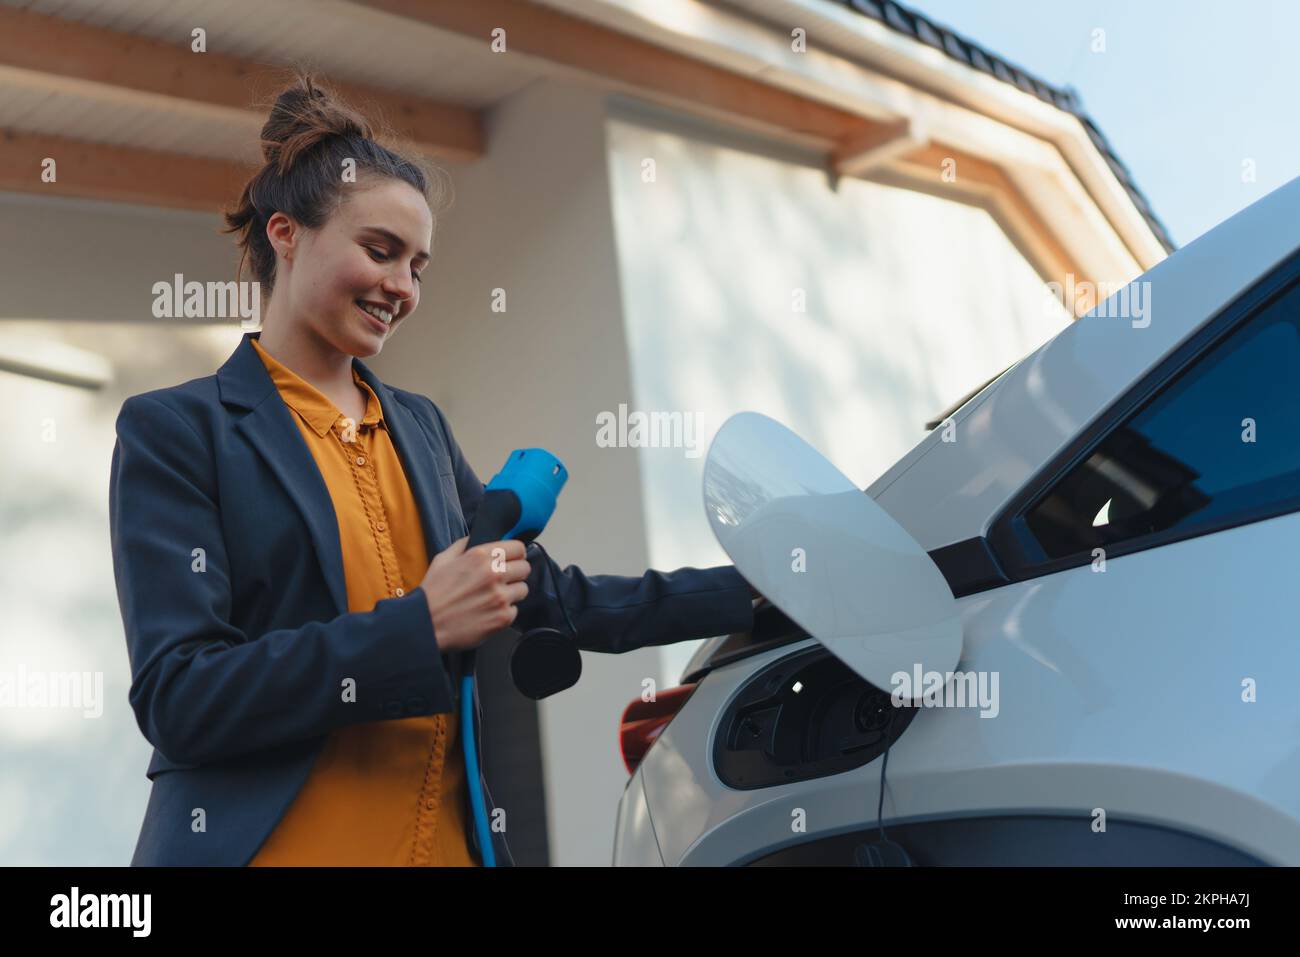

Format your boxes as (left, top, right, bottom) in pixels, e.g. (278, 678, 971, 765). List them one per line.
(413, 272, 423, 285)
(366, 246, 389, 262)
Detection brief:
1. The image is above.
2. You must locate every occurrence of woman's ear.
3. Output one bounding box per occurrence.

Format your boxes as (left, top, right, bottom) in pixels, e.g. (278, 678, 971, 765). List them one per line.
(265, 211, 299, 265)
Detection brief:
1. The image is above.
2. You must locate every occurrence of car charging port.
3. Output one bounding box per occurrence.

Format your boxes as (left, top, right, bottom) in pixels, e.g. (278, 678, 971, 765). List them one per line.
(714, 645, 917, 789)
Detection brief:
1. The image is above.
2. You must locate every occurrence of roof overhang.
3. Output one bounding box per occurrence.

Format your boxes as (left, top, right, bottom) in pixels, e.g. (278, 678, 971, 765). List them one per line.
(529, 0, 1169, 284)
(0, 0, 1168, 305)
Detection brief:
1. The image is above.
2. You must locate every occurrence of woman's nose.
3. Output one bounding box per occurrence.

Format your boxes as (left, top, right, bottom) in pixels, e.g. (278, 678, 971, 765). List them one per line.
(383, 268, 415, 302)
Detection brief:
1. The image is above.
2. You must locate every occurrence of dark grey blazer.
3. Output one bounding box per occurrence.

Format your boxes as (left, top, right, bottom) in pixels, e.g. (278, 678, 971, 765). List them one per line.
(109, 331, 755, 866)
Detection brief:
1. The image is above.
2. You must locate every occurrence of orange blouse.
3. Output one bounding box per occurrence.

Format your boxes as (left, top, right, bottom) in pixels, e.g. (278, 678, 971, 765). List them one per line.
(246, 336, 477, 866)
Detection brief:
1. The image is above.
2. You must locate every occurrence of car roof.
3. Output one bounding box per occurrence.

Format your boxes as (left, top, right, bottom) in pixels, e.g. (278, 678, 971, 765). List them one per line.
(867, 173, 1300, 552)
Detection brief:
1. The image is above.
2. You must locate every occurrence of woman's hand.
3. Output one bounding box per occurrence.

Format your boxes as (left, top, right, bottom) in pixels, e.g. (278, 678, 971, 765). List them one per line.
(419, 536, 531, 652)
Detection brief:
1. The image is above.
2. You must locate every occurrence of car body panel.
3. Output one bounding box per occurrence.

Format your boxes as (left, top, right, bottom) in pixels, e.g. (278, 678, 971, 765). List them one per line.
(620, 511, 1300, 866)
(612, 769, 664, 866)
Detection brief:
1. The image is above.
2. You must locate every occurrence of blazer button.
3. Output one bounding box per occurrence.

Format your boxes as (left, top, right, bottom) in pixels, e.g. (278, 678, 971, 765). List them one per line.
(406, 696, 427, 715)
(383, 700, 402, 718)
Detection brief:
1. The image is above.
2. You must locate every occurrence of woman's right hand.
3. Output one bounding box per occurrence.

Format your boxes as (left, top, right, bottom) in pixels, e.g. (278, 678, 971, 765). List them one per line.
(419, 536, 531, 652)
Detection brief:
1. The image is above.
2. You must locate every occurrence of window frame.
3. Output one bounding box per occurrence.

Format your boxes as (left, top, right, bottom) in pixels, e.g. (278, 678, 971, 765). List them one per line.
(985, 247, 1300, 584)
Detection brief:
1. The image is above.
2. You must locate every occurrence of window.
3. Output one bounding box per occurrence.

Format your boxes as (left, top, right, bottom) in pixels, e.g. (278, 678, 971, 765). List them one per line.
(1021, 279, 1300, 561)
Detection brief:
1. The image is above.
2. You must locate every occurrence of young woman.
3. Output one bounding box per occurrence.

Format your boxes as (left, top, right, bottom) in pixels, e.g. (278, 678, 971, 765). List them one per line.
(108, 76, 759, 867)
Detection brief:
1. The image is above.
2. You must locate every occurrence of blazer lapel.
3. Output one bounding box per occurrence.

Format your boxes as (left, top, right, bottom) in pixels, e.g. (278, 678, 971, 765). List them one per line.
(352, 353, 455, 560)
(216, 331, 451, 617)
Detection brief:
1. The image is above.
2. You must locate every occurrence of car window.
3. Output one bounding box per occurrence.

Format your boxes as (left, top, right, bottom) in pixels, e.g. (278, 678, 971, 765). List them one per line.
(1023, 279, 1300, 559)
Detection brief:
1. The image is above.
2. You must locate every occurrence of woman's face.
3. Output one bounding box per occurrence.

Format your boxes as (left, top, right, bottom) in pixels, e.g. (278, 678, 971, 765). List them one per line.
(272, 177, 434, 357)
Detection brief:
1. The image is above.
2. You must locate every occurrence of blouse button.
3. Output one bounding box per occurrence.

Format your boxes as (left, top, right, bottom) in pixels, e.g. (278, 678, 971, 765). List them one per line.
(395, 587, 404, 597)
(425, 799, 436, 811)
(355, 455, 366, 466)
(376, 522, 386, 532)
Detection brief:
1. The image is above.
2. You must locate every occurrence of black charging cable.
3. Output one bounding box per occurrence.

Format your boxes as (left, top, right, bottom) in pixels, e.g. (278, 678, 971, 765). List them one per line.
(854, 706, 914, 867)
(528, 539, 577, 637)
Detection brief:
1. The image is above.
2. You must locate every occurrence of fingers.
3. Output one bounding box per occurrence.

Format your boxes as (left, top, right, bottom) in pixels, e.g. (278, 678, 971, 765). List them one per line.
(470, 538, 525, 561)
(480, 556, 529, 583)
(489, 580, 528, 629)
(476, 542, 530, 587)
(442, 535, 469, 556)
(497, 557, 531, 584)
(468, 539, 527, 570)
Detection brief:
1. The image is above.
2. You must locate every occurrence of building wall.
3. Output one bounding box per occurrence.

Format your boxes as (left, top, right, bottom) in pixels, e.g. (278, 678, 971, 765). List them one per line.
(0, 192, 244, 323)
(602, 101, 1074, 685)
(0, 193, 245, 866)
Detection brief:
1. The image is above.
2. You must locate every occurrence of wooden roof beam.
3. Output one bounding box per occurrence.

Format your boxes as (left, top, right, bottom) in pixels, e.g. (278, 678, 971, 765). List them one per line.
(0, 6, 484, 162)
(0, 128, 251, 212)
(351, 0, 884, 150)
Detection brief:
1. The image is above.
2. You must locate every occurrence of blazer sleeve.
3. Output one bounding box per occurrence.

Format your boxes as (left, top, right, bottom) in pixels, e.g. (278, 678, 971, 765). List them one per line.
(426, 398, 756, 654)
(109, 395, 455, 767)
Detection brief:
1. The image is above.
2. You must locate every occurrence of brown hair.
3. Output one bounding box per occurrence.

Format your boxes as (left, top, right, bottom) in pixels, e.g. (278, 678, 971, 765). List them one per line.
(223, 73, 452, 293)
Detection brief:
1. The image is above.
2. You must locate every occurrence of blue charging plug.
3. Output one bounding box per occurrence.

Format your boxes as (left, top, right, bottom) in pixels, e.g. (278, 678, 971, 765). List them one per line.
(467, 449, 568, 548)
(462, 448, 569, 866)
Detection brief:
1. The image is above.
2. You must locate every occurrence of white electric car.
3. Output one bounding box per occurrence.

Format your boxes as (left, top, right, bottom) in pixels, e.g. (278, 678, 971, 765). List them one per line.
(613, 174, 1300, 866)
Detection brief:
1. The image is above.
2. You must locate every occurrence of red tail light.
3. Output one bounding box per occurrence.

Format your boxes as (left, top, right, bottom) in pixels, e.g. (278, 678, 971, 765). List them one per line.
(619, 683, 698, 775)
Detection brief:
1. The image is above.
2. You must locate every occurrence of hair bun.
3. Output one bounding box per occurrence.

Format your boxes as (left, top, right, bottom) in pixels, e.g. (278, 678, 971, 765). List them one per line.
(260, 75, 374, 175)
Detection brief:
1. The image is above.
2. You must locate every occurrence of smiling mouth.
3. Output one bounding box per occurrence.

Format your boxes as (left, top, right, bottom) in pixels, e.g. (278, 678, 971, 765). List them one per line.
(355, 301, 393, 334)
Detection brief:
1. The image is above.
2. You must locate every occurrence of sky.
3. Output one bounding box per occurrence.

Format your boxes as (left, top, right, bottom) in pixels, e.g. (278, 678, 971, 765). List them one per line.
(909, 0, 1300, 248)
